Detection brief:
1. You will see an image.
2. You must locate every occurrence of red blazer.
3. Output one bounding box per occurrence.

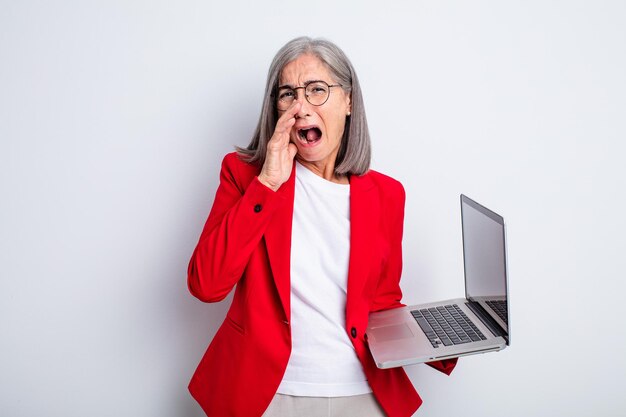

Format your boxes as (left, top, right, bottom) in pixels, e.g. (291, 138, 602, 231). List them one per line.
(188, 152, 456, 417)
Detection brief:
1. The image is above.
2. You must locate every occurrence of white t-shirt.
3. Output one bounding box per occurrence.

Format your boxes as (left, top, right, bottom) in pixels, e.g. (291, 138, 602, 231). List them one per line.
(276, 161, 372, 397)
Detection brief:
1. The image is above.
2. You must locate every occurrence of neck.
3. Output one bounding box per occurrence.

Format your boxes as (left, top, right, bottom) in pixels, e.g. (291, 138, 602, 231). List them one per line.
(296, 158, 349, 184)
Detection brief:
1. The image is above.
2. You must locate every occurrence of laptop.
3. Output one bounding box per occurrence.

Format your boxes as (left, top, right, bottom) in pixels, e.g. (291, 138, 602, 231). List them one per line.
(366, 194, 510, 369)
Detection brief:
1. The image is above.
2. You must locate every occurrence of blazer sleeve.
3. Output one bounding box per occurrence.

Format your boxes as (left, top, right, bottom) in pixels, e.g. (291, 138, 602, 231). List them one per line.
(187, 153, 286, 302)
(370, 179, 458, 375)
(370, 180, 406, 312)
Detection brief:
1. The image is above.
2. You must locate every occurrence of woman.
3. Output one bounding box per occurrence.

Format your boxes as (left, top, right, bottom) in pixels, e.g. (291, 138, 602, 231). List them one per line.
(187, 36, 456, 417)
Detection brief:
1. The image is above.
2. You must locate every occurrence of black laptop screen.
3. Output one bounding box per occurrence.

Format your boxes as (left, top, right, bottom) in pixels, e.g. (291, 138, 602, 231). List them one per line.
(461, 195, 509, 336)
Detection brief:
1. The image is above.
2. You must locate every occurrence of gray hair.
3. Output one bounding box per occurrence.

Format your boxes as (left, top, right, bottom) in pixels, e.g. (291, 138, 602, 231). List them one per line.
(236, 36, 371, 176)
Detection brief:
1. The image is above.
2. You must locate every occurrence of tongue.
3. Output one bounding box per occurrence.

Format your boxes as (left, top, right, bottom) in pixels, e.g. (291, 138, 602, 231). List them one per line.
(306, 128, 321, 142)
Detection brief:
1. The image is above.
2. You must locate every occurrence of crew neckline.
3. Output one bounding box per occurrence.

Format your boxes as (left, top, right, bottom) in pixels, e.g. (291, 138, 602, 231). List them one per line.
(295, 161, 350, 192)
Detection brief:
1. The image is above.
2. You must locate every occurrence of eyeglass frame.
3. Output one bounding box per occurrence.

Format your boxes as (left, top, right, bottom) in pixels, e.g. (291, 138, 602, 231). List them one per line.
(273, 80, 344, 110)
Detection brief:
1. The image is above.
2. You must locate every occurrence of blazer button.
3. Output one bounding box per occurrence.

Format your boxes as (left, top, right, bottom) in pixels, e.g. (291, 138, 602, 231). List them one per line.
(254, 204, 262, 213)
(351, 327, 357, 338)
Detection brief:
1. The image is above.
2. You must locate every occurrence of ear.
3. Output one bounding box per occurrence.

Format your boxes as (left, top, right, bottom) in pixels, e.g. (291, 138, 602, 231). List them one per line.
(345, 93, 352, 116)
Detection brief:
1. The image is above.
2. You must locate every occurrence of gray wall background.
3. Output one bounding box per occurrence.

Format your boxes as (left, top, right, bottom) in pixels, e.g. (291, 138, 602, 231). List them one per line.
(2, 1, 625, 416)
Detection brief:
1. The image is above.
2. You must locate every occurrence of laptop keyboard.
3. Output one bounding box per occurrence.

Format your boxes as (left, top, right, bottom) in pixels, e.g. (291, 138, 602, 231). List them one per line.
(411, 304, 486, 348)
(486, 300, 508, 324)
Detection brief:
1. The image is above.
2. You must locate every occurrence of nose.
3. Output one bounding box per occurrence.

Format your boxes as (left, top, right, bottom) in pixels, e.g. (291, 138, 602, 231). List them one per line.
(293, 87, 311, 118)
(292, 86, 307, 104)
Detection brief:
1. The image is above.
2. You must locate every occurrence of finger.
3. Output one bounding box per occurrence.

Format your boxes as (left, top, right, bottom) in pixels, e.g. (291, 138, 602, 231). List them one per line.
(281, 101, 301, 120)
(271, 102, 301, 145)
(276, 102, 301, 130)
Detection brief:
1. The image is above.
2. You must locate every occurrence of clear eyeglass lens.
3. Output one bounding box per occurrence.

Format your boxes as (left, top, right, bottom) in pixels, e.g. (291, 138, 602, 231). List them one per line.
(277, 89, 295, 109)
(305, 82, 329, 105)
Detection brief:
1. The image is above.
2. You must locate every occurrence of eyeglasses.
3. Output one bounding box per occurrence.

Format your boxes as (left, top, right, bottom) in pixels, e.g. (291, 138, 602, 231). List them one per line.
(274, 80, 343, 111)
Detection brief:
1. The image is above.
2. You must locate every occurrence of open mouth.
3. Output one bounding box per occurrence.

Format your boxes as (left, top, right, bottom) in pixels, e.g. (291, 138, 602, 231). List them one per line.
(297, 127, 322, 143)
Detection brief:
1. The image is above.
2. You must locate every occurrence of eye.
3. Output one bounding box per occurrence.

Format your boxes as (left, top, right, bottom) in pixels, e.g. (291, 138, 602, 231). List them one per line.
(307, 82, 328, 96)
(278, 89, 295, 100)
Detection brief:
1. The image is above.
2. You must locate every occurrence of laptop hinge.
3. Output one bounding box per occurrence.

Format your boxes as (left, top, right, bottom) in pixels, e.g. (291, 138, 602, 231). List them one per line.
(466, 301, 508, 342)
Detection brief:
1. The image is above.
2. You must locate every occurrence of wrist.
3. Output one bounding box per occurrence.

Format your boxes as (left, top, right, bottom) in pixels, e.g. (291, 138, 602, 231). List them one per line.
(257, 174, 279, 192)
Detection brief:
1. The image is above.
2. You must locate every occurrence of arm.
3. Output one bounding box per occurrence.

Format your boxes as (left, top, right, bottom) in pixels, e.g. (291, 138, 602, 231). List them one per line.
(370, 182, 406, 312)
(188, 103, 302, 302)
(187, 154, 285, 302)
(371, 181, 458, 374)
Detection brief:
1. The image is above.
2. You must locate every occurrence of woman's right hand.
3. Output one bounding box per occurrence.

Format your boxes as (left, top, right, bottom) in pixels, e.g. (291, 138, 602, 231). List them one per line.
(257, 102, 301, 191)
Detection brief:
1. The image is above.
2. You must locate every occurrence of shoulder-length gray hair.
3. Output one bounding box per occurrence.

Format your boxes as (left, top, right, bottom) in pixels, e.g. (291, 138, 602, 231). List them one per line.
(236, 36, 371, 176)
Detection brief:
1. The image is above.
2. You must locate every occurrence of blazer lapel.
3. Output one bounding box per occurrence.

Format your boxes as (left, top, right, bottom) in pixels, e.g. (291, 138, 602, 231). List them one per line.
(263, 165, 296, 322)
(347, 173, 379, 315)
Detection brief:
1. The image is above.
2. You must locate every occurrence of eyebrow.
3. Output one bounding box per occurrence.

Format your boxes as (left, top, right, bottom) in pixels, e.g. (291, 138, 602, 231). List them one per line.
(277, 79, 327, 89)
